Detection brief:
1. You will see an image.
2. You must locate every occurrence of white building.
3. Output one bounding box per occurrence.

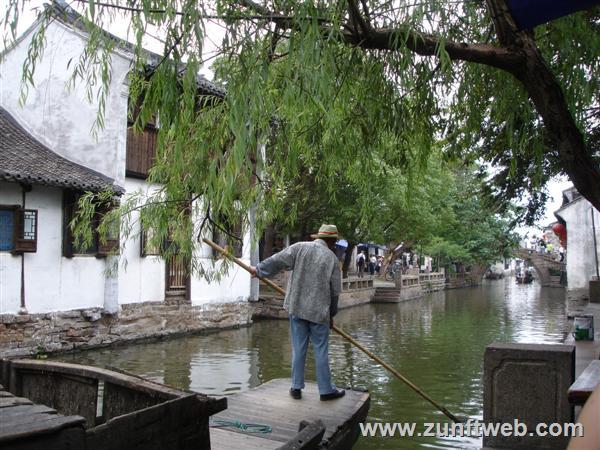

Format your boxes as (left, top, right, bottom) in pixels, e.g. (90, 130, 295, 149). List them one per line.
(0, 3, 255, 317)
(554, 187, 600, 297)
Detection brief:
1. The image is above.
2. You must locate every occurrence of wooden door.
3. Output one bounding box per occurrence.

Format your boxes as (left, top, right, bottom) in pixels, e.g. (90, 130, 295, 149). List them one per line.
(165, 253, 189, 300)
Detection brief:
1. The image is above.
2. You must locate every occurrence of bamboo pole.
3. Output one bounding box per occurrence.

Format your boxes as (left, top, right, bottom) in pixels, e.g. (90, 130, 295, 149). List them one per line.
(202, 237, 462, 423)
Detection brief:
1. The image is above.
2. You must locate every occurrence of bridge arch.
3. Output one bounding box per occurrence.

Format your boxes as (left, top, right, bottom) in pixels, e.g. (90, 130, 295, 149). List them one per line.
(515, 248, 566, 288)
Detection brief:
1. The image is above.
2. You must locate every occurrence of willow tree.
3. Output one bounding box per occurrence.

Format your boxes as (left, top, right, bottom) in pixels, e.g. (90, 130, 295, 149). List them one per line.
(3, 0, 598, 262)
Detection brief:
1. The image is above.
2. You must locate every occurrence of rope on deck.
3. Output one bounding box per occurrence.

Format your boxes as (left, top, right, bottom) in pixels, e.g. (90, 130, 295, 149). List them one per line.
(209, 419, 273, 434)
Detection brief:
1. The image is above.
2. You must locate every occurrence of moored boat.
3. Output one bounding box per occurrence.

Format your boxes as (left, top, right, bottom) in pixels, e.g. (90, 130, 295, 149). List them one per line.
(0, 360, 370, 450)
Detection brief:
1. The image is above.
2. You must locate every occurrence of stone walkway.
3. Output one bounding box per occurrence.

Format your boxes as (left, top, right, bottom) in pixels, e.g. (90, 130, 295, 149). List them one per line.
(566, 301, 600, 377)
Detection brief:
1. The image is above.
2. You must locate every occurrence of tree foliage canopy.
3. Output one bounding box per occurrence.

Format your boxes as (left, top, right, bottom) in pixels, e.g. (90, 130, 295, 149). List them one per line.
(2, 0, 597, 271)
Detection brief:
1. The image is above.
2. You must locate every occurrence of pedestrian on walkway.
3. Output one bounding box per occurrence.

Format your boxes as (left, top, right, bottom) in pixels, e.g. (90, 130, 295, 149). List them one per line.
(369, 254, 377, 276)
(559, 245, 565, 262)
(356, 250, 366, 278)
(249, 224, 345, 401)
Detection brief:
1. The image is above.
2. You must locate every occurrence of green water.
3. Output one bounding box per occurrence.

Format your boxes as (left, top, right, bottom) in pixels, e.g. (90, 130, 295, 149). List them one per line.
(57, 278, 568, 449)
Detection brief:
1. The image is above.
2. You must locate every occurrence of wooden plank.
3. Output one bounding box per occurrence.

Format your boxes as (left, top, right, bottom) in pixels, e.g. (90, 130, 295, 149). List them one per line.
(1, 426, 86, 450)
(568, 360, 600, 405)
(11, 360, 186, 399)
(0, 414, 85, 442)
(86, 394, 211, 450)
(0, 397, 33, 408)
(276, 420, 325, 450)
(210, 428, 281, 450)
(0, 404, 56, 418)
(212, 379, 370, 448)
(19, 371, 98, 426)
(1, 408, 61, 428)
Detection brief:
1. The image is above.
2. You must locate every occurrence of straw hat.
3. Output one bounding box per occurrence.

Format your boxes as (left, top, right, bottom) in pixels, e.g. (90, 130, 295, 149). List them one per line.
(311, 224, 340, 239)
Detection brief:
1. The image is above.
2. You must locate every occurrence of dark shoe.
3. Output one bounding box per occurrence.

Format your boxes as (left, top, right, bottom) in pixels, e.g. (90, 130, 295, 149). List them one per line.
(320, 388, 345, 401)
(290, 388, 302, 399)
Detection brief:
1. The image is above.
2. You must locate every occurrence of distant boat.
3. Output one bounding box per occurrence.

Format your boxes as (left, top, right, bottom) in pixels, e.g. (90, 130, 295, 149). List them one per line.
(516, 270, 534, 284)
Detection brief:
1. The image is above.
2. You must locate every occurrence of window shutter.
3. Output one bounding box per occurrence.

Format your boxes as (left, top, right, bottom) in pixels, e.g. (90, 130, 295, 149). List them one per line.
(13, 208, 38, 253)
(62, 190, 75, 257)
(96, 204, 120, 257)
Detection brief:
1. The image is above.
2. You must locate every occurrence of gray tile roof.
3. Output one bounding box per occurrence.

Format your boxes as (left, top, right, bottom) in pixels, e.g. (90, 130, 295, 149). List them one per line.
(0, 107, 124, 194)
(50, 1, 227, 99)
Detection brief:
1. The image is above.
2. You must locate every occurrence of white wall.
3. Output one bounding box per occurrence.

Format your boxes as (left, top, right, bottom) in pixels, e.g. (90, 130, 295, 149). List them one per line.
(0, 182, 107, 314)
(0, 19, 130, 186)
(117, 181, 254, 306)
(1, 18, 254, 312)
(556, 197, 600, 290)
(190, 216, 253, 305)
(118, 179, 165, 304)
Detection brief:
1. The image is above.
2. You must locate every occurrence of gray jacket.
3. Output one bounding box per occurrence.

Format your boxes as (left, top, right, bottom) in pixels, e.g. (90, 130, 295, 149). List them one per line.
(256, 239, 341, 324)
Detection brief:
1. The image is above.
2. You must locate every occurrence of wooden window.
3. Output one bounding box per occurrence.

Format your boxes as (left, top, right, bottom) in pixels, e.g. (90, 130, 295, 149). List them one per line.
(212, 219, 243, 258)
(97, 203, 120, 257)
(62, 191, 119, 257)
(0, 206, 38, 253)
(14, 209, 38, 253)
(140, 226, 161, 256)
(126, 124, 158, 178)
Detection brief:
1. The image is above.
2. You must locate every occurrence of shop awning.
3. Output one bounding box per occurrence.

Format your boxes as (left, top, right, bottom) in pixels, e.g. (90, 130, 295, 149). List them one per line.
(506, 0, 599, 29)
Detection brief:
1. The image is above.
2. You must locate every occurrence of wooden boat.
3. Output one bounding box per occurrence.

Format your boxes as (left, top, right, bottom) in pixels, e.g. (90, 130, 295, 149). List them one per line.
(0, 358, 226, 450)
(516, 270, 534, 284)
(0, 360, 370, 450)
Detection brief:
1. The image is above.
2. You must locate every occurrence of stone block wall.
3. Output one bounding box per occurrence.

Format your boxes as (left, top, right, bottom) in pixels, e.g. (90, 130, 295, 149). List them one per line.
(483, 342, 575, 449)
(251, 296, 288, 320)
(0, 301, 253, 358)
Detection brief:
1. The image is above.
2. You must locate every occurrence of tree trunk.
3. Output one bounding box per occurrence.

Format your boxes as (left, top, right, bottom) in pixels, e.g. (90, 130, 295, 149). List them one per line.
(243, 0, 600, 211)
(486, 0, 600, 212)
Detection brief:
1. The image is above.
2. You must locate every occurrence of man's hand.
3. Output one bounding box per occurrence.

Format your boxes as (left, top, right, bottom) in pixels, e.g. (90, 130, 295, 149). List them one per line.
(330, 317, 334, 329)
(249, 266, 258, 278)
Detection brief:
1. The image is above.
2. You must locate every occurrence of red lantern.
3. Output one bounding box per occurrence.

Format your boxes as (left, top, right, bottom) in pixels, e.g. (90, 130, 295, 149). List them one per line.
(552, 223, 567, 245)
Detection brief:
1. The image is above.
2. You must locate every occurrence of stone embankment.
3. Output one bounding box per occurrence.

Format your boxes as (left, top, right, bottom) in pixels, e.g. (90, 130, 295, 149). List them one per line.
(253, 276, 375, 320)
(0, 267, 497, 357)
(0, 301, 253, 358)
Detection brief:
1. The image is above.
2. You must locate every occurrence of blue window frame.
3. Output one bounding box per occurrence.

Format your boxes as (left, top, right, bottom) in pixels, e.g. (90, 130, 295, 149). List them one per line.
(0, 208, 15, 251)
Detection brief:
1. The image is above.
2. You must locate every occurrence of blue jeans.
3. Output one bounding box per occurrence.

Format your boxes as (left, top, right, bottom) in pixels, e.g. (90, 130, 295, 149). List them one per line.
(290, 315, 336, 395)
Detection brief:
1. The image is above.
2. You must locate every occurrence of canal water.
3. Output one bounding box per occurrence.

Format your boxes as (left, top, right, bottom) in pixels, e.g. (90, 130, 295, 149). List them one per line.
(57, 278, 569, 449)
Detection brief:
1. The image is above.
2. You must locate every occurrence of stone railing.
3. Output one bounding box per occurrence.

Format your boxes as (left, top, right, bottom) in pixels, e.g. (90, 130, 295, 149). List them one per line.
(418, 273, 446, 292)
(342, 277, 374, 291)
(400, 275, 420, 287)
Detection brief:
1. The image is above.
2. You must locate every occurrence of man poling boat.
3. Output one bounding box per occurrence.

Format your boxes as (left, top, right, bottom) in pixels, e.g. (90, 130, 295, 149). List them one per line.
(203, 232, 463, 423)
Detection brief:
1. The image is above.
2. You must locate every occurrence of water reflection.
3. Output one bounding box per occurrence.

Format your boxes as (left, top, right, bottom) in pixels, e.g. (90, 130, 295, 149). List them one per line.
(57, 277, 568, 449)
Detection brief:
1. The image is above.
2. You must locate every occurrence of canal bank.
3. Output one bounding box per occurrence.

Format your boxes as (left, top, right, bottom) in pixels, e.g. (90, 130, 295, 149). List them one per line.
(49, 278, 571, 449)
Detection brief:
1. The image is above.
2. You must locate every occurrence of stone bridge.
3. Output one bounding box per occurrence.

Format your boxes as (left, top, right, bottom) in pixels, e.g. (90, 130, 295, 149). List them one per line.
(516, 248, 566, 288)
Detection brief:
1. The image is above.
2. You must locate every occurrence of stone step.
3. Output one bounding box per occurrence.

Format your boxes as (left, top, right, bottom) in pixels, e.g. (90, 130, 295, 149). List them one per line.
(165, 289, 186, 298)
(373, 292, 402, 297)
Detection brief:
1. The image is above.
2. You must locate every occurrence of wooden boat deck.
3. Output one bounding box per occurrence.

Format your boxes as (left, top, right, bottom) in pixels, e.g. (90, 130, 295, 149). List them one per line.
(0, 384, 86, 447)
(211, 378, 370, 450)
